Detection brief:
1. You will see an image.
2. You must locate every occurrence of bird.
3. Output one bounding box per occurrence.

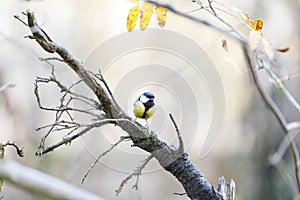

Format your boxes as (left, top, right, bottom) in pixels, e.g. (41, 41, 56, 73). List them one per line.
(133, 92, 156, 128)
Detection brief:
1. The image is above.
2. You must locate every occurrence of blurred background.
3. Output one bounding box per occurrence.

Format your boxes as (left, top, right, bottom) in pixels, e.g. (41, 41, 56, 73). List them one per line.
(0, 0, 299, 199)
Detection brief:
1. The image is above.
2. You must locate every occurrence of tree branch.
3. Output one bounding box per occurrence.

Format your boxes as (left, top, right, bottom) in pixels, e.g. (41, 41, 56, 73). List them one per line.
(147, 0, 248, 43)
(35, 118, 131, 156)
(169, 113, 184, 153)
(116, 154, 154, 196)
(1, 141, 24, 158)
(0, 82, 15, 93)
(0, 160, 106, 200)
(82, 136, 131, 184)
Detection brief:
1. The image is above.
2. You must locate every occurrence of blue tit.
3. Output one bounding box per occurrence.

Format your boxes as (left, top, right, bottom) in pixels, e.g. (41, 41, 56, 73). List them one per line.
(133, 92, 156, 127)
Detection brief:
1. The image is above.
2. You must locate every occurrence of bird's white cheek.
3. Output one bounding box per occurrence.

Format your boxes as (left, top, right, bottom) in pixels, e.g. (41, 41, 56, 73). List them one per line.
(140, 95, 149, 103)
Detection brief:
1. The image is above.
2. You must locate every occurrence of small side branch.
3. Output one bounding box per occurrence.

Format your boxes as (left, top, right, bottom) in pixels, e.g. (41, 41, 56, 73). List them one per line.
(0, 141, 24, 158)
(36, 125, 97, 156)
(13, 14, 28, 26)
(264, 66, 300, 113)
(147, 0, 247, 43)
(217, 177, 236, 200)
(287, 122, 300, 132)
(82, 136, 131, 184)
(207, 0, 216, 15)
(36, 119, 130, 156)
(169, 114, 184, 153)
(0, 83, 15, 93)
(94, 71, 121, 111)
(115, 154, 154, 196)
(33, 66, 105, 151)
(269, 131, 299, 165)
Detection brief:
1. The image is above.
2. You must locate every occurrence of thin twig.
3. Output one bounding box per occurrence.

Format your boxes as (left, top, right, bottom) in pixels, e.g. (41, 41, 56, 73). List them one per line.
(207, 0, 216, 15)
(36, 118, 142, 156)
(264, 65, 300, 113)
(39, 57, 65, 63)
(36, 120, 80, 131)
(287, 122, 300, 132)
(35, 67, 101, 111)
(115, 154, 154, 196)
(81, 136, 131, 184)
(192, 0, 247, 41)
(147, 0, 247, 43)
(94, 71, 121, 111)
(36, 124, 98, 156)
(33, 71, 104, 150)
(269, 131, 299, 165)
(174, 192, 187, 196)
(0, 82, 15, 93)
(279, 74, 300, 82)
(37, 106, 101, 117)
(13, 15, 28, 26)
(169, 114, 184, 153)
(2, 141, 24, 157)
(36, 94, 73, 149)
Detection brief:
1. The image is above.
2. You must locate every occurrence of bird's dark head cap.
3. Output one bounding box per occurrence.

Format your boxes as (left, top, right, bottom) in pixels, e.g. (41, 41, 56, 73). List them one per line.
(142, 92, 155, 99)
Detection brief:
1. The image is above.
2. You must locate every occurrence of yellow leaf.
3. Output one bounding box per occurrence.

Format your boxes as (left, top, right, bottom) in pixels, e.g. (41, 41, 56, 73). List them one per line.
(249, 19, 263, 32)
(140, 2, 154, 30)
(127, 5, 141, 32)
(155, 6, 167, 27)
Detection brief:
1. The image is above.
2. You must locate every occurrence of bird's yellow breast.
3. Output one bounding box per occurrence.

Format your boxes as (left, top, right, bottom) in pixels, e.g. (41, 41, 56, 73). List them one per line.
(133, 101, 145, 118)
(144, 106, 155, 119)
(133, 101, 155, 119)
